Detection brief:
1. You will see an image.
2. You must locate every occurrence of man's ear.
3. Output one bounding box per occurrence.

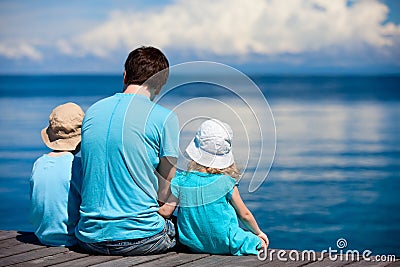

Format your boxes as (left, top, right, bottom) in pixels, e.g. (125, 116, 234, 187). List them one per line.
(123, 71, 127, 84)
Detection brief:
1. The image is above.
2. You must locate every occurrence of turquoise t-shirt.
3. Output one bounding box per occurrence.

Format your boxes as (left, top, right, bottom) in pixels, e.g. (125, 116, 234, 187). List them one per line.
(30, 153, 82, 246)
(171, 171, 262, 255)
(76, 93, 179, 243)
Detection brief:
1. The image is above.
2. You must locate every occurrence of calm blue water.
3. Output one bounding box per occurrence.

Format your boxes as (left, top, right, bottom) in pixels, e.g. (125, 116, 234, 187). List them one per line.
(0, 75, 399, 256)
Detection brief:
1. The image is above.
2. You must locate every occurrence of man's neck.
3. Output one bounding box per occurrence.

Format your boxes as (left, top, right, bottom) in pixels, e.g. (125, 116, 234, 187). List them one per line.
(123, 84, 151, 98)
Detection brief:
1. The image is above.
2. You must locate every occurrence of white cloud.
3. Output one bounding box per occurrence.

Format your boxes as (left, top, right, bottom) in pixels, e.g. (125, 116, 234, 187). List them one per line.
(0, 42, 42, 60)
(59, 0, 400, 58)
(0, 0, 399, 64)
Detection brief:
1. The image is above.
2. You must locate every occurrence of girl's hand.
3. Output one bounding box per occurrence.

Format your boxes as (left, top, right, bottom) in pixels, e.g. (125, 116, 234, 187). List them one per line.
(258, 232, 269, 248)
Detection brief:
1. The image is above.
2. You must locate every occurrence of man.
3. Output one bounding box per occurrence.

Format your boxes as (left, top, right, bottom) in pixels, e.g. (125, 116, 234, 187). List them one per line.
(76, 46, 179, 255)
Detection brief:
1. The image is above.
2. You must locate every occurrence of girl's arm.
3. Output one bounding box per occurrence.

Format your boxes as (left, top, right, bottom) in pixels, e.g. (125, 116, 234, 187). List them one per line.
(158, 194, 179, 218)
(230, 186, 269, 247)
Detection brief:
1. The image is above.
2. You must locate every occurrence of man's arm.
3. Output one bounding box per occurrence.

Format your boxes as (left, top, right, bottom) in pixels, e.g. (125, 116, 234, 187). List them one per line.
(156, 156, 177, 205)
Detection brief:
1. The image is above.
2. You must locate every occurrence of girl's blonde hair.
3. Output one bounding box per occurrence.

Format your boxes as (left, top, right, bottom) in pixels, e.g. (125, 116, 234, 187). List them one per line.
(187, 160, 241, 180)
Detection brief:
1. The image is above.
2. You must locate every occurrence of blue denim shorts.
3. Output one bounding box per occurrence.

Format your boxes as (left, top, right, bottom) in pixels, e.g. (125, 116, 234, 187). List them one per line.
(78, 219, 176, 256)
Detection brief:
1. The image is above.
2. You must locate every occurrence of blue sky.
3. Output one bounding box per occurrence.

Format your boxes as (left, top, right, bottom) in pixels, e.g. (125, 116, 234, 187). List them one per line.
(0, 0, 399, 74)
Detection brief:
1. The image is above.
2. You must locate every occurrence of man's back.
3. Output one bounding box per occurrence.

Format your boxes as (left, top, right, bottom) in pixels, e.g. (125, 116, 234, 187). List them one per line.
(76, 93, 179, 243)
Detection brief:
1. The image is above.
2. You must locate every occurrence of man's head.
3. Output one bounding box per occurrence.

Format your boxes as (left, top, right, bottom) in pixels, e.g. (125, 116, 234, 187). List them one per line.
(124, 46, 169, 96)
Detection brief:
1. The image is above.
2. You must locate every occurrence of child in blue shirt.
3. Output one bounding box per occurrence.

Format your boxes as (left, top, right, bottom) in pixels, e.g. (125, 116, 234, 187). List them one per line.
(30, 102, 84, 246)
(159, 119, 269, 255)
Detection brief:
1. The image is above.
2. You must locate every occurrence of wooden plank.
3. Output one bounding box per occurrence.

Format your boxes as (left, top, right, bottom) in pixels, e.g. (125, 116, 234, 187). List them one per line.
(346, 259, 398, 267)
(301, 254, 399, 267)
(384, 261, 400, 267)
(0, 237, 33, 249)
(2, 230, 395, 267)
(0, 242, 45, 258)
(301, 256, 355, 267)
(135, 252, 211, 267)
(255, 249, 321, 267)
(0, 231, 18, 241)
(50, 255, 123, 267)
(0, 233, 40, 250)
(256, 249, 330, 267)
(180, 254, 253, 267)
(13, 251, 89, 267)
(256, 260, 311, 267)
(91, 252, 177, 267)
(14, 232, 40, 244)
(0, 246, 68, 266)
(224, 255, 266, 267)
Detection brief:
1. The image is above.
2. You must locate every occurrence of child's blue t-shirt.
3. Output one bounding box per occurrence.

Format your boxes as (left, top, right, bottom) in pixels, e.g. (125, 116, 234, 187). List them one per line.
(29, 153, 82, 246)
(171, 171, 262, 255)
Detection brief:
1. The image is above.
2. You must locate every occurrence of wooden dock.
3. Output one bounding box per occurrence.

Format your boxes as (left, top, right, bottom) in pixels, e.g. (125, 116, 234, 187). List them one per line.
(0, 231, 398, 267)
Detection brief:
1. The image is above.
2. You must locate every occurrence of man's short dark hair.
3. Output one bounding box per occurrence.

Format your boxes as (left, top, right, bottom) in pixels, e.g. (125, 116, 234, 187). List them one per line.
(124, 46, 169, 90)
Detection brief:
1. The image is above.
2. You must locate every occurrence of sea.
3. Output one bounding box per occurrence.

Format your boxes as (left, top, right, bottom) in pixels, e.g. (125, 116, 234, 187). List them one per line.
(0, 74, 399, 257)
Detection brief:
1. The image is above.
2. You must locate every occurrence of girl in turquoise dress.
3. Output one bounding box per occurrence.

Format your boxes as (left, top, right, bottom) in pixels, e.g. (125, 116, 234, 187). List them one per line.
(159, 119, 269, 255)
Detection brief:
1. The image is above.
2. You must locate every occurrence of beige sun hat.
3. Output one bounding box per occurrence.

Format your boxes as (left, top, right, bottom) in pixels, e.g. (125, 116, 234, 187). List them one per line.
(41, 102, 84, 151)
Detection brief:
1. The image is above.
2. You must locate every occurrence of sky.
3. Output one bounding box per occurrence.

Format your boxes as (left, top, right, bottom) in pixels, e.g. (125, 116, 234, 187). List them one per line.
(0, 0, 399, 74)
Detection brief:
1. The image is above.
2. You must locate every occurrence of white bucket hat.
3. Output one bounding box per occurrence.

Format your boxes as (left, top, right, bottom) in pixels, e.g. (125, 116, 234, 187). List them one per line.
(185, 119, 234, 169)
